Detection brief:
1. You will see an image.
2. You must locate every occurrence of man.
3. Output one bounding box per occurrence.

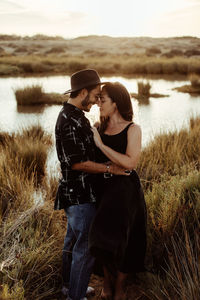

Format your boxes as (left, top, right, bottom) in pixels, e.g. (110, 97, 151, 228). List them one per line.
(55, 69, 126, 300)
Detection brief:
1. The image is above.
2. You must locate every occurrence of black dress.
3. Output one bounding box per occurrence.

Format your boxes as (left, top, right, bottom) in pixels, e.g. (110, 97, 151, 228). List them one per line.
(89, 123, 147, 274)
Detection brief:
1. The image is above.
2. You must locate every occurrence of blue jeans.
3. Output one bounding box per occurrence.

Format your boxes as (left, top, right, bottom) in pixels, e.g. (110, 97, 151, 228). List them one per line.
(62, 203, 96, 300)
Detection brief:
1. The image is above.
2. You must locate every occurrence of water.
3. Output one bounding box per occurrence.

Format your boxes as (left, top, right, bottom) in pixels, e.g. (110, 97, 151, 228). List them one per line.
(1, 75, 200, 147)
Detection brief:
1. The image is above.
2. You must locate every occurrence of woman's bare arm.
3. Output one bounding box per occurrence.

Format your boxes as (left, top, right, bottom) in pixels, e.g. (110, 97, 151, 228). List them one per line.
(92, 124, 142, 170)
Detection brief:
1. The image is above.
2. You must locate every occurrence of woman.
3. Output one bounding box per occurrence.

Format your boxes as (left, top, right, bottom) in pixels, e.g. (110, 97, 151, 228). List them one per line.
(89, 82, 147, 300)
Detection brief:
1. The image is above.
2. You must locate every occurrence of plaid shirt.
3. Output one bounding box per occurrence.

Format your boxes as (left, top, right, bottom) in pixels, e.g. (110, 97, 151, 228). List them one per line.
(54, 102, 97, 209)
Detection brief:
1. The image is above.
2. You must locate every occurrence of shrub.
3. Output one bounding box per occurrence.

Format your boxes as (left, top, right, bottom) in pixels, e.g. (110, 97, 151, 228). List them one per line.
(45, 46, 66, 54)
(184, 49, 200, 57)
(145, 62, 162, 74)
(14, 46, 28, 53)
(18, 62, 34, 73)
(162, 61, 177, 74)
(0, 64, 21, 75)
(68, 61, 87, 72)
(189, 74, 200, 88)
(137, 81, 151, 97)
(15, 85, 43, 105)
(145, 47, 161, 56)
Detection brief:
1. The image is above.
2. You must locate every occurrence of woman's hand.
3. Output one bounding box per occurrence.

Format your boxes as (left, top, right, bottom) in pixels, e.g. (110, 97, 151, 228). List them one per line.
(92, 127, 103, 148)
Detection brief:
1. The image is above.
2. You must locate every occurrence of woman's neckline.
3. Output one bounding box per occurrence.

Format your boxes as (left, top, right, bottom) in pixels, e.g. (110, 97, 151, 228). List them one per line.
(103, 122, 133, 136)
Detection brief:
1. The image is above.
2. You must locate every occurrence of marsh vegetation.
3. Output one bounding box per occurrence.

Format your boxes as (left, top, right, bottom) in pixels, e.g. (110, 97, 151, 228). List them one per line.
(15, 85, 67, 106)
(0, 35, 200, 77)
(0, 117, 199, 299)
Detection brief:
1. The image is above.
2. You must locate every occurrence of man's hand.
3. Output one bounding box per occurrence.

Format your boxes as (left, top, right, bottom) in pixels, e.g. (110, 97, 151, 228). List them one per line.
(109, 162, 130, 176)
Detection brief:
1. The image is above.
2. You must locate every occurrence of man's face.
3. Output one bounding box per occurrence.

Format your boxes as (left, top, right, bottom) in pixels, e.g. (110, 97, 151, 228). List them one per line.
(81, 85, 101, 112)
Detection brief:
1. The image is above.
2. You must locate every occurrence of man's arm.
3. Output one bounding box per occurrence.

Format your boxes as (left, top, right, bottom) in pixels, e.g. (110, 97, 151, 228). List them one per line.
(58, 118, 128, 175)
(72, 161, 128, 176)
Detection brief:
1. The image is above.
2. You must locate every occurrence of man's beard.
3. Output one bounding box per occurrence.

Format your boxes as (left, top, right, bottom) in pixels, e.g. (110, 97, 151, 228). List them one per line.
(81, 95, 91, 112)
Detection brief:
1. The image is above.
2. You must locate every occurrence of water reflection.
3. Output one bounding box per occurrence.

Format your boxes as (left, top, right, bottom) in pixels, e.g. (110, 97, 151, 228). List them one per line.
(17, 105, 45, 114)
(0, 74, 200, 147)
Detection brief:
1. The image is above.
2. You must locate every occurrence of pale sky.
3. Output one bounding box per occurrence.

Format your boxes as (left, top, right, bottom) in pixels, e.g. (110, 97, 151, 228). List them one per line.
(0, 0, 200, 38)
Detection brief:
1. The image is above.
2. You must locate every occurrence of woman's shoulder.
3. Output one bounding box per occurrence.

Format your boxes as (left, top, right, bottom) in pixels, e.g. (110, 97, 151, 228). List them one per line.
(127, 122, 141, 136)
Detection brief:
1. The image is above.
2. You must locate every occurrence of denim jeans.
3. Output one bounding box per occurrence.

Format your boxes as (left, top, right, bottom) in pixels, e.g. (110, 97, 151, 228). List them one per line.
(62, 203, 96, 300)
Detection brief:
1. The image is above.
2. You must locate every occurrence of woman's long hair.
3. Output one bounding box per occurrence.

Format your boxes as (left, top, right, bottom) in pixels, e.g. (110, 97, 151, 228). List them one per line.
(99, 82, 133, 134)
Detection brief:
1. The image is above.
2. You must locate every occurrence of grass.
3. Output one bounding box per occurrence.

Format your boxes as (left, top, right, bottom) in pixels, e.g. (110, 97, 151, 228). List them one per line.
(0, 117, 200, 299)
(14, 85, 67, 105)
(189, 74, 200, 88)
(0, 125, 65, 299)
(137, 81, 151, 97)
(0, 54, 200, 76)
(130, 81, 169, 104)
(0, 125, 52, 189)
(174, 74, 200, 94)
(137, 116, 200, 187)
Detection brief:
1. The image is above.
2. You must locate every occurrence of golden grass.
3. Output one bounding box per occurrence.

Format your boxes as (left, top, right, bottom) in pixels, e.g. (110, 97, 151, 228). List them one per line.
(15, 85, 67, 106)
(0, 204, 65, 300)
(0, 125, 65, 299)
(0, 117, 200, 299)
(137, 116, 200, 188)
(137, 81, 151, 97)
(0, 54, 200, 76)
(189, 74, 200, 88)
(173, 74, 200, 94)
(147, 218, 200, 300)
(0, 125, 52, 191)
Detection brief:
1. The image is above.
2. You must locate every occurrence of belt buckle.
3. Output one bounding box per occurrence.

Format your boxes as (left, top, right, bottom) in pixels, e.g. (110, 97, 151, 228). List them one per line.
(104, 172, 111, 179)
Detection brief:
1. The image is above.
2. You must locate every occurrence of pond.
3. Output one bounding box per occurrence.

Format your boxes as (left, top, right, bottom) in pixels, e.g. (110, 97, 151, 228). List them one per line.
(0, 74, 200, 148)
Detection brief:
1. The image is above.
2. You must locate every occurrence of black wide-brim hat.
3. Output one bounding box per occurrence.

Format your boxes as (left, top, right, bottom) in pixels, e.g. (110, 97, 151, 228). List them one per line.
(64, 69, 108, 94)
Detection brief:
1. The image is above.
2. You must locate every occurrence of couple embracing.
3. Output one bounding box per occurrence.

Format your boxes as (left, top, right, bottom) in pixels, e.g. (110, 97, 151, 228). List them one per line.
(55, 69, 147, 300)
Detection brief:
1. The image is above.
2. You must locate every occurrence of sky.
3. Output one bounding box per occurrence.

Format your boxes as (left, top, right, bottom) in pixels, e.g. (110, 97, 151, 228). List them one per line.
(0, 0, 200, 38)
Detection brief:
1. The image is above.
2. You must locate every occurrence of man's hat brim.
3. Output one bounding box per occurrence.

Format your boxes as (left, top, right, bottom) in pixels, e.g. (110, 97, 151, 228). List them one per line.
(63, 81, 108, 95)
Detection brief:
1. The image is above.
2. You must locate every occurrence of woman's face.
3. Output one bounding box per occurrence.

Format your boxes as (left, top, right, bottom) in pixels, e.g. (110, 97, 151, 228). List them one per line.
(98, 88, 116, 118)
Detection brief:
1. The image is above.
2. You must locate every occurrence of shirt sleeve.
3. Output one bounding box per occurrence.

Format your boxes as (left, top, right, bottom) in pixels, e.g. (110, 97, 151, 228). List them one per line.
(58, 121, 87, 167)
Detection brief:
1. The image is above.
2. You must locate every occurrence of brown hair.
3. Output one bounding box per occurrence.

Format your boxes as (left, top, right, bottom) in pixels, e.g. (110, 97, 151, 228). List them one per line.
(99, 82, 133, 133)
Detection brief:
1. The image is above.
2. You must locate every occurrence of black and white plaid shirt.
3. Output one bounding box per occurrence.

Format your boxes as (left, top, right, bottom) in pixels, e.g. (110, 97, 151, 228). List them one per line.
(54, 102, 97, 209)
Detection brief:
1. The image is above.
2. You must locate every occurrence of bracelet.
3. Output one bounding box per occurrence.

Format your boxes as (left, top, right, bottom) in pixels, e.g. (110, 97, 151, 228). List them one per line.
(106, 164, 110, 173)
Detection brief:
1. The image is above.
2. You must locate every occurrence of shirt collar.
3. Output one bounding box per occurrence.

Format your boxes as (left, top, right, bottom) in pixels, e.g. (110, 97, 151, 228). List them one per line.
(64, 102, 85, 117)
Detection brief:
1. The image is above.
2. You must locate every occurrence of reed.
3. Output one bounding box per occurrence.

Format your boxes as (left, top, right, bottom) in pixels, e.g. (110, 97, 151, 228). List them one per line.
(0, 126, 64, 299)
(15, 85, 43, 105)
(137, 81, 151, 97)
(137, 116, 200, 188)
(0, 125, 52, 187)
(1, 54, 200, 76)
(0, 118, 200, 299)
(147, 218, 200, 300)
(189, 73, 200, 88)
(14, 85, 66, 106)
(0, 204, 65, 300)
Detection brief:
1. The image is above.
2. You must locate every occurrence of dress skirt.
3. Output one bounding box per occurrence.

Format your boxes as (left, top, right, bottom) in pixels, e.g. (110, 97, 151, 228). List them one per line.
(89, 170, 147, 274)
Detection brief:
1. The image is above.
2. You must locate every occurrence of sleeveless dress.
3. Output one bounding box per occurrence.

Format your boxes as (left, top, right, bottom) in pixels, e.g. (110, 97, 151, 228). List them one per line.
(89, 123, 147, 274)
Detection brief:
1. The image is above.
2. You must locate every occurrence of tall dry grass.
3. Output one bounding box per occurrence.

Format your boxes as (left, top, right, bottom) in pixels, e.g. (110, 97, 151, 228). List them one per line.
(137, 116, 200, 189)
(137, 81, 151, 97)
(136, 117, 200, 299)
(0, 117, 199, 299)
(14, 85, 66, 106)
(0, 204, 65, 300)
(147, 218, 200, 300)
(189, 73, 200, 88)
(0, 125, 52, 190)
(0, 125, 66, 299)
(1, 54, 200, 76)
(145, 169, 200, 268)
